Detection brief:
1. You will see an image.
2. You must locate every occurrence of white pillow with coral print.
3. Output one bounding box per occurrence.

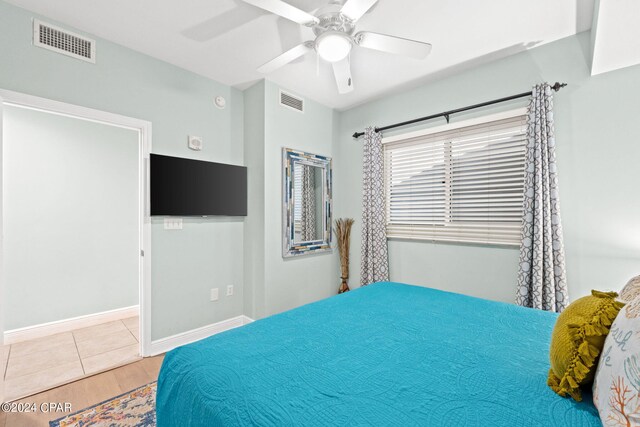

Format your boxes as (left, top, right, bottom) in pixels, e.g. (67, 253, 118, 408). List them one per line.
(593, 295, 640, 426)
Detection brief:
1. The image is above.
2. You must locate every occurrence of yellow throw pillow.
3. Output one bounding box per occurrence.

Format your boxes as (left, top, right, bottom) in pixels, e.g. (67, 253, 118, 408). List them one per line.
(547, 290, 624, 401)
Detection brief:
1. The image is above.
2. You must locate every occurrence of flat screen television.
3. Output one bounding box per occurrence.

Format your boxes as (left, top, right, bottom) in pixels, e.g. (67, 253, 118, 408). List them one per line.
(151, 154, 247, 216)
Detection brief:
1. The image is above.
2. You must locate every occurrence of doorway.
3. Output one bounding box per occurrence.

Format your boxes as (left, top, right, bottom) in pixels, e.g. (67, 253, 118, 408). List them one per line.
(0, 90, 151, 401)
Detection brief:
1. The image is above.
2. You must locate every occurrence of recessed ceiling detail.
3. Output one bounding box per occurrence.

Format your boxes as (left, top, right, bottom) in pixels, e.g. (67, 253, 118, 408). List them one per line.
(590, 0, 640, 76)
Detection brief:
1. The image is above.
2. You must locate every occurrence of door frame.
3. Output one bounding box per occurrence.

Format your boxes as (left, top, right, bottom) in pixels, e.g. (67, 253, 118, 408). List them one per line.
(0, 89, 152, 357)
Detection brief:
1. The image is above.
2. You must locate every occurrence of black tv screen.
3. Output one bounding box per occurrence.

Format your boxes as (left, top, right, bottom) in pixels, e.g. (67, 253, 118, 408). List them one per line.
(151, 154, 247, 216)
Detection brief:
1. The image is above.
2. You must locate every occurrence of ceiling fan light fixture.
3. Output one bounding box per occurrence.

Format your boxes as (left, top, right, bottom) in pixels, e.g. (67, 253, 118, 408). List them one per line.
(315, 31, 352, 62)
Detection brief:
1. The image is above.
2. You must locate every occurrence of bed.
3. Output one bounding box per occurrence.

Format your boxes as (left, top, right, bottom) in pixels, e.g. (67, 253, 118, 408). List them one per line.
(156, 282, 601, 426)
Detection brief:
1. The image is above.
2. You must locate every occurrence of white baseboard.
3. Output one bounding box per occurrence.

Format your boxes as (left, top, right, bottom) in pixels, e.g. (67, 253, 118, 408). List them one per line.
(148, 315, 252, 356)
(4, 305, 139, 345)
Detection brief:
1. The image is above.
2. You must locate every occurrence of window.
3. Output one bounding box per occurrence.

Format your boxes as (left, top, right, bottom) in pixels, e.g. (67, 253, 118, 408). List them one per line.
(383, 109, 527, 246)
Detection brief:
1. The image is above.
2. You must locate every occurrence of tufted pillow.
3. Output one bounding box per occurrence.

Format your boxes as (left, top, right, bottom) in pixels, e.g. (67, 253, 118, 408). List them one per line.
(548, 290, 624, 401)
(593, 294, 640, 424)
(619, 275, 640, 303)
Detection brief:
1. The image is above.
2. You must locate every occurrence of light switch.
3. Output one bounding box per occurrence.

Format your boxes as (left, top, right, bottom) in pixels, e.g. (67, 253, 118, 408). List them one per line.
(226, 285, 234, 297)
(210, 288, 219, 301)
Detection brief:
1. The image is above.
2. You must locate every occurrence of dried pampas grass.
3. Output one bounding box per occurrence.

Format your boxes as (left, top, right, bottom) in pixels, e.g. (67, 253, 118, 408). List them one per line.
(334, 218, 355, 294)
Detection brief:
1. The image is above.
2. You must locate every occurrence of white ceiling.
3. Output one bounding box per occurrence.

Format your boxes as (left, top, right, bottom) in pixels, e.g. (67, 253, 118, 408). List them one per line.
(5, 0, 595, 110)
(590, 0, 640, 76)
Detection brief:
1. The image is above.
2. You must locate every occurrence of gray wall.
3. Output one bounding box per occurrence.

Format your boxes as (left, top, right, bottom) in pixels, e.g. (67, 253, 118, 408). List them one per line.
(334, 32, 640, 303)
(3, 106, 139, 329)
(243, 81, 339, 319)
(263, 81, 338, 316)
(0, 1, 244, 340)
(242, 81, 266, 319)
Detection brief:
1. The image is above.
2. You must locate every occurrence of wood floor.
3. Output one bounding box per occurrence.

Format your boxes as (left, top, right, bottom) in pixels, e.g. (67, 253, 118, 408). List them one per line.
(1, 355, 164, 427)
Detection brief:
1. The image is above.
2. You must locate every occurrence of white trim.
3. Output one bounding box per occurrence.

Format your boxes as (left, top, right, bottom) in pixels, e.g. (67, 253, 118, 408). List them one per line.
(381, 107, 528, 144)
(148, 315, 249, 356)
(138, 109, 152, 358)
(241, 315, 255, 325)
(4, 306, 139, 345)
(0, 89, 152, 357)
(0, 90, 149, 131)
(0, 91, 4, 403)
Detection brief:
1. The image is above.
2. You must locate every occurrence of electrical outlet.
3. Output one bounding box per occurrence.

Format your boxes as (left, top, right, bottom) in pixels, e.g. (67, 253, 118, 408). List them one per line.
(226, 285, 234, 297)
(210, 288, 219, 301)
(164, 218, 183, 230)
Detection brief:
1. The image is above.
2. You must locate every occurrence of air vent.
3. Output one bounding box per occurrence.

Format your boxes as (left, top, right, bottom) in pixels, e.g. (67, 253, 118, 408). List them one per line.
(33, 19, 95, 63)
(279, 90, 304, 113)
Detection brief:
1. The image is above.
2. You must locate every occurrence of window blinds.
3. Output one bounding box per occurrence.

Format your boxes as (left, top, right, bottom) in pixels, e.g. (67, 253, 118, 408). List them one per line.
(384, 114, 527, 246)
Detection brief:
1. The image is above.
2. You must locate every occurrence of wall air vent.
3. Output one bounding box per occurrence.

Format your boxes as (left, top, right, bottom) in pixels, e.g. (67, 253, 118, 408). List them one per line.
(33, 19, 96, 63)
(279, 90, 304, 113)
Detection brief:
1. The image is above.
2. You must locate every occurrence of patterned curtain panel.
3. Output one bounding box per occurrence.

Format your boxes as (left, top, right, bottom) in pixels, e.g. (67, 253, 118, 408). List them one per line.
(515, 84, 568, 312)
(300, 165, 316, 241)
(360, 127, 389, 286)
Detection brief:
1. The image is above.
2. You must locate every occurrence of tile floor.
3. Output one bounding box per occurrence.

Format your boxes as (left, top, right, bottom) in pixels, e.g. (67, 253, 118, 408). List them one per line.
(3, 317, 141, 401)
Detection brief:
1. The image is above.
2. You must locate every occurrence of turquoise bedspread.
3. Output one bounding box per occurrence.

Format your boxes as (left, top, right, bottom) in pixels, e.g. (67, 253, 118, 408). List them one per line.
(156, 282, 601, 426)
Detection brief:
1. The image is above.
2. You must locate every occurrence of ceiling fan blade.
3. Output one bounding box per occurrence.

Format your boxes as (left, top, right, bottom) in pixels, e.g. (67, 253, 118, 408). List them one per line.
(241, 0, 319, 25)
(332, 57, 354, 94)
(355, 31, 432, 59)
(257, 43, 313, 73)
(340, 0, 378, 21)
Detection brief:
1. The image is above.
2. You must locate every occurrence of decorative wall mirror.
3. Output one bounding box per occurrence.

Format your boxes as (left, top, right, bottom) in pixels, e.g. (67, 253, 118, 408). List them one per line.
(282, 148, 332, 258)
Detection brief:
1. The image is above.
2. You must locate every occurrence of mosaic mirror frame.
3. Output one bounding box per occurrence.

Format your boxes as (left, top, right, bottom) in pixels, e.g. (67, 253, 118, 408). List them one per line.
(282, 147, 333, 258)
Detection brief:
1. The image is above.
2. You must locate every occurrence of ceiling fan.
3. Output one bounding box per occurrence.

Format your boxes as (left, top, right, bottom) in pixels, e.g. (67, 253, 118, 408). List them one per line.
(242, 0, 432, 94)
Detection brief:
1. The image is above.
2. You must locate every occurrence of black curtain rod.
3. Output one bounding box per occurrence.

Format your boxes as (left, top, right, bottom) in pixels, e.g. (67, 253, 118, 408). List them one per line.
(352, 82, 568, 139)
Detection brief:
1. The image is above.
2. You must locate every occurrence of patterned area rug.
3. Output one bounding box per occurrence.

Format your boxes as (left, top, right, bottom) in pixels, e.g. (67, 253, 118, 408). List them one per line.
(50, 382, 156, 427)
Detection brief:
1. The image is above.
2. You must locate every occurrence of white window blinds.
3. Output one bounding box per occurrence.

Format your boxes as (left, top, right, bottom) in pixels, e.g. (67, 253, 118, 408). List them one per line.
(384, 112, 527, 246)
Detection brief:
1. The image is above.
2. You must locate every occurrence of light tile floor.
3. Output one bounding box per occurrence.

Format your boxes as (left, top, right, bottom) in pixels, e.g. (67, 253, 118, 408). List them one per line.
(3, 317, 141, 401)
